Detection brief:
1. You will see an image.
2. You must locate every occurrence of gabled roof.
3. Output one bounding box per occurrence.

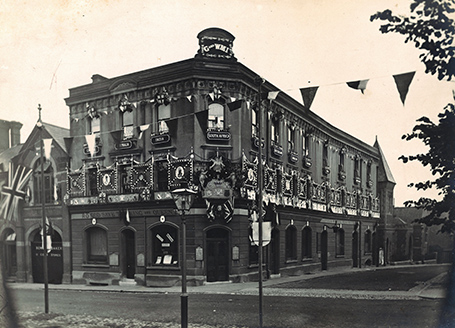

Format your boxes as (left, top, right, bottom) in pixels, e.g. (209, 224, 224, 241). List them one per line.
(12, 121, 69, 166)
(374, 137, 396, 184)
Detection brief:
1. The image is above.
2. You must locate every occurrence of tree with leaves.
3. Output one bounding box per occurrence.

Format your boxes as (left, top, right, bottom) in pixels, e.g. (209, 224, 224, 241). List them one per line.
(371, 1, 455, 326)
(371, 0, 455, 81)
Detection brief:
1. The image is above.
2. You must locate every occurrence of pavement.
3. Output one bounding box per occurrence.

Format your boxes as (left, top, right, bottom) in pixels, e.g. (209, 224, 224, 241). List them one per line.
(7, 263, 449, 301)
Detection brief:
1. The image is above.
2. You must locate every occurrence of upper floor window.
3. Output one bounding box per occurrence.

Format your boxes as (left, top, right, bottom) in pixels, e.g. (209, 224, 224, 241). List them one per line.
(271, 118, 280, 143)
(302, 134, 310, 156)
(208, 103, 224, 130)
(89, 117, 100, 137)
(157, 103, 170, 134)
(252, 109, 258, 137)
(288, 125, 295, 151)
(33, 158, 54, 204)
(122, 110, 134, 139)
(323, 142, 329, 167)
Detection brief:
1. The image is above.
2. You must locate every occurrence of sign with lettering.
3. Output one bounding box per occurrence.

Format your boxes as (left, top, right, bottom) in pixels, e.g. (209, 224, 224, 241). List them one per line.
(151, 134, 170, 145)
(197, 28, 236, 60)
(200, 37, 234, 59)
(115, 139, 133, 150)
(207, 131, 231, 141)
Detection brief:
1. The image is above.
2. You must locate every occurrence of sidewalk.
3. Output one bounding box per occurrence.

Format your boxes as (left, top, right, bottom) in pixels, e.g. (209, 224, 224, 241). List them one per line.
(7, 264, 448, 300)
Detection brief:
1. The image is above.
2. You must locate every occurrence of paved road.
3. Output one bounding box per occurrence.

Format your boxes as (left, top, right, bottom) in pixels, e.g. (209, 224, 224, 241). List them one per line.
(8, 263, 451, 327)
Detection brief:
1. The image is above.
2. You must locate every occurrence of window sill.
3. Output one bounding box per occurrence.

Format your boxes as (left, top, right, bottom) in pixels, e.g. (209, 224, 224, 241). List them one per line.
(82, 264, 110, 268)
(285, 259, 298, 264)
(147, 266, 180, 271)
(301, 258, 313, 262)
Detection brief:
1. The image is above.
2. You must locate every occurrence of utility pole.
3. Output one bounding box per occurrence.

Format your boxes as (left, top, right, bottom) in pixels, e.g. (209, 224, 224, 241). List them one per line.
(37, 104, 49, 313)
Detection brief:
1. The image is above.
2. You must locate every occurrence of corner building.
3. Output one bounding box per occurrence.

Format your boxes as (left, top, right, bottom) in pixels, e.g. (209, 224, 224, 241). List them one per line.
(65, 28, 392, 286)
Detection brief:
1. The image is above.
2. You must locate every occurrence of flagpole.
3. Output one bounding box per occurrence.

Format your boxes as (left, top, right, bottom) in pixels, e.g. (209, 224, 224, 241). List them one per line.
(38, 104, 49, 313)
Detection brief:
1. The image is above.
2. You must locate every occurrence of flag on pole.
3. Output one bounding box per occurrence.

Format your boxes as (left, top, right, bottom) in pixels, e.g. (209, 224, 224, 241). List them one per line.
(0, 164, 32, 221)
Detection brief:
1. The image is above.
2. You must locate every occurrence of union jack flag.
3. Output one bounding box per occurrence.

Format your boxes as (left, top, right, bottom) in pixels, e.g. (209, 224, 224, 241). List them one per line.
(0, 163, 32, 221)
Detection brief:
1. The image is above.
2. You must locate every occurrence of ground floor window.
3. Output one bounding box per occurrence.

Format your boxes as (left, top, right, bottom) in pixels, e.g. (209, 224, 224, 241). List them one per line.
(151, 224, 178, 266)
(85, 227, 108, 264)
(285, 225, 297, 261)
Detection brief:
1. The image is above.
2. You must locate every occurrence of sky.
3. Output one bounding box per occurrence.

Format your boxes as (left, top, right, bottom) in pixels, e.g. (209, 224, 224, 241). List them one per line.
(0, 0, 453, 207)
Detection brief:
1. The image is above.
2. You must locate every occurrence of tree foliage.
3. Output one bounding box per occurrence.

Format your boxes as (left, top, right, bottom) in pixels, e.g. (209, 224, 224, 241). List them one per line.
(371, 0, 455, 81)
(398, 104, 455, 233)
(372, 0, 455, 234)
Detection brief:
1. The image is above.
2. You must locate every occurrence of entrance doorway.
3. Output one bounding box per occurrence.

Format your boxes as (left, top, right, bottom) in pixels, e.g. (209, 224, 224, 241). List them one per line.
(270, 228, 280, 275)
(206, 228, 229, 282)
(31, 230, 63, 284)
(2, 229, 17, 280)
(121, 229, 136, 279)
(321, 230, 328, 270)
(352, 230, 359, 267)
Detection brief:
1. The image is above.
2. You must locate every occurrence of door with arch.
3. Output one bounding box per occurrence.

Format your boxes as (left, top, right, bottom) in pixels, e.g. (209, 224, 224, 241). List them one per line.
(121, 229, 136, 279)
(1, 229, 17, 280)
(352, 230, 359, 267)
(31, 229, 63, 284)
(206, 228, 229, 282)
(321, 230, 328, 271)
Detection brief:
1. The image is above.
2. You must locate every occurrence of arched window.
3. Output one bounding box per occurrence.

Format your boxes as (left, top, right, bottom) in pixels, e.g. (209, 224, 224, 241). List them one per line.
(122, 110, 134, 139)
(285, 225, 297, 261)
(336, 228, 345, 256)
(33, 158, 54, 204)
(208, 103, 224, 130)
(151, 224, 178, 266)
(364, 230, 372, 254)
(85, 227, 108, 264)
(302, 226, 312, 259)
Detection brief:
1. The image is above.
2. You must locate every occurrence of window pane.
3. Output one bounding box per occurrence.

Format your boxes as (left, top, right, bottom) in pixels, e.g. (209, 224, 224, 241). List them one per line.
(87, 227, 107, 263)
(123, 111, 134, 126)
(91, 117, 100, 134)
(158, 104, 171, 120)
(151, 225, 178, 266)
(208, 103, 224, 129)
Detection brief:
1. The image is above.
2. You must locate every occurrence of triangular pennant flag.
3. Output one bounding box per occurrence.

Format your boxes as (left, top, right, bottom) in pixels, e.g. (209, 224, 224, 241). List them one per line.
(85, 134, 97, 157)
(230, 97, 236, 102)
(393, 71, 415, 105)
(268, 91, 280, 100)
(300, 87, 319, 109)
(125, 209, 131, 224)
(186, 95, 192, 102)
(227, 99, 243, 111)
(42, 138, 53, 160)
(209, 93, 214, 101)
(346, 79, 369, 94)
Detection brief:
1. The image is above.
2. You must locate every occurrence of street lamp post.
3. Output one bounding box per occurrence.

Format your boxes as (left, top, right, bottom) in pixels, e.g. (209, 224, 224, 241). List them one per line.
(171, 188, 197, 328)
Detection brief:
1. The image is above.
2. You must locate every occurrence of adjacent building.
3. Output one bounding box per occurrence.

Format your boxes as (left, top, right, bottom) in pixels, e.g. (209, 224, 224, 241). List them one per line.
(0, 120, 70, 283)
